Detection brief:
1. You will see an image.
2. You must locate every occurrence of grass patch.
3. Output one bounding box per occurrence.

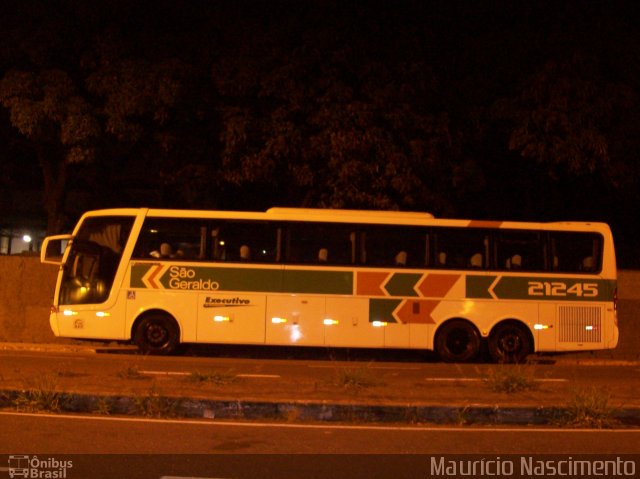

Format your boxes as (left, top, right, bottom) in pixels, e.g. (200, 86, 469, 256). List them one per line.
(187, 370, 236, 386)
(454, 406, 474, 426)
(14, 374, 63, 413)
(94, 397, 113, 416)
(334, 364, 380, 389)
(117, 366, 150, 380)
(484, 365, 537, 393)
(133, 384, 183, 418)
(559, 387, 620, 428)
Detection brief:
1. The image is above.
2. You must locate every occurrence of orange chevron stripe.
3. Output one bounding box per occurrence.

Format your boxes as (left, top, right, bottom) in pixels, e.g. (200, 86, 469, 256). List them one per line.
(147, 264, 165, 289)
(416, 273, 460, 298)
(394, 299, 439, 324)
(356, 271, 390, 296)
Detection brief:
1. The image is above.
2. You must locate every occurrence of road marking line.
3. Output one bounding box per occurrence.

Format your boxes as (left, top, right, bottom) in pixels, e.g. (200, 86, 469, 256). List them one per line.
(2, 411, 636, 433)
(308, 364, 421, 370)
(160, 477, 230, 479)
(425, 377, 568, 382)
(140, 371, 280, 379)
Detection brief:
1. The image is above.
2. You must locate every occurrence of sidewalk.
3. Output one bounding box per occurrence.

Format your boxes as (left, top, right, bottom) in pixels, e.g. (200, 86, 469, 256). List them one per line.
(1, 342, 639, 427)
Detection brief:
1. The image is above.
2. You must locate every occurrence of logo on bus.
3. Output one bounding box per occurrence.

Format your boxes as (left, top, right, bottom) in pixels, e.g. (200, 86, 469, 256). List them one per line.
(135, 264, 221, 291)
(203, 296, 252, 307)
(466, 276, 612, 301)
(527, 281, 598, 298)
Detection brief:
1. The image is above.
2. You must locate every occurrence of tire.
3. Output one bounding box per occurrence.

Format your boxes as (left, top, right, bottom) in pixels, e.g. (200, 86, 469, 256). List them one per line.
(488, 322, 532, 364)
(134, 313, 180, 355)
(435, 320, 481, 363)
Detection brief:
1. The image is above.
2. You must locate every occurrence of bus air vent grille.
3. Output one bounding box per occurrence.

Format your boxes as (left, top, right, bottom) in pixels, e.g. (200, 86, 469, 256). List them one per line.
(558, 306, 602, 343)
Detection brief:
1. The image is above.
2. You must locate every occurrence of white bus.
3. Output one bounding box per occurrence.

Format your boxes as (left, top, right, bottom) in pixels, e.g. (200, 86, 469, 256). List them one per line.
(40, 207, 618, 362)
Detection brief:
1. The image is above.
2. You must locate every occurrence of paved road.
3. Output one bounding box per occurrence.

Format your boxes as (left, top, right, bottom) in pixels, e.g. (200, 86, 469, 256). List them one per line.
(1, 412, 639, 479)
(2, 411, 640, 454)
(1, 346, 639, 478)
(0, 346, 638, 410)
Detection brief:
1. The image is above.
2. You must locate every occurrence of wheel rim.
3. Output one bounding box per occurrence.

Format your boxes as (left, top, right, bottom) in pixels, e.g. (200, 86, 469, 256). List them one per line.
(446, 328, 473, 356)
(499, 330, 522, 354)
(438, 322, 480, 362)
(146, 322, 169, 347)
(491, 325, 530, 363)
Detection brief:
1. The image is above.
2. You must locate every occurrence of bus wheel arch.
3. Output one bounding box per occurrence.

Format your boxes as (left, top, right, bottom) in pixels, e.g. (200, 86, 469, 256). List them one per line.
(434, 318, 482, 363)
(132, 310, 181, 355)
(488, 320, 533, 364)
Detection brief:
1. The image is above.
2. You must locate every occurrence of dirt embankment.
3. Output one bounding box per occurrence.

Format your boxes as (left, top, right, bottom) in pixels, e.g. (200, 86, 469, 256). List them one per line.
(0, 256, 59, 342)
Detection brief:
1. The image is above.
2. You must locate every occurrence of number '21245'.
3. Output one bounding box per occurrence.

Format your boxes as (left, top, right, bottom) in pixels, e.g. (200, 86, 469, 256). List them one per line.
(527, 281, 598, 298)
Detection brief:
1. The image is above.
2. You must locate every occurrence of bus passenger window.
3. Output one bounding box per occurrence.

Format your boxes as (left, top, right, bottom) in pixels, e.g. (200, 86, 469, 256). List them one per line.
(433, 228, 488, 270)
(283, 223, 355, 265)
(395, 251, 407, 267)
(211, 222, 278, 263)
(495, 230, 543, 272)
(550, 232, 602, 273)
(361, 226, 427, 268)
(469, 253, 483, 268)
(134, 218, 207, 261)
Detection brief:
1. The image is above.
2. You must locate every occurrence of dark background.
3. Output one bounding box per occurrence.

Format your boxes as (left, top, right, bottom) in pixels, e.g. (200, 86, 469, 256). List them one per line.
(1, 0, 638, 265)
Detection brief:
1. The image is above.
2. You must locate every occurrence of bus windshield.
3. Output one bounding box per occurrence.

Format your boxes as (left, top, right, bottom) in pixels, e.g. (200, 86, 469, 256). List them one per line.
(59, 216, 134, 305)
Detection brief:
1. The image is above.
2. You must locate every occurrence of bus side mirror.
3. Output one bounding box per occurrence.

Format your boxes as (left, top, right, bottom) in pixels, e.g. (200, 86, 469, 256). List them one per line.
(40, 234, 74, 265)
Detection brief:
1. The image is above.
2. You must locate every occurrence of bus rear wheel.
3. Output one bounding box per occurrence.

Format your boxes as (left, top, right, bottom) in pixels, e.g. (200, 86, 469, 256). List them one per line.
(435, 320, 481, 362)
(488, 322, 531, 363)
(134, 313, 180, 355)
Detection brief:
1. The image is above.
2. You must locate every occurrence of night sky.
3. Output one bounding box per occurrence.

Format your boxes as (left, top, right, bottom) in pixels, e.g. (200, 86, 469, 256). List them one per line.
(1, 1, 639, 265)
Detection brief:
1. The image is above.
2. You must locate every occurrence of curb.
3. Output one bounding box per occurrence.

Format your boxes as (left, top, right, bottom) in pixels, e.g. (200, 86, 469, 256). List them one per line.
(2, 389, 639, 427)
(2, 343, 639, 366)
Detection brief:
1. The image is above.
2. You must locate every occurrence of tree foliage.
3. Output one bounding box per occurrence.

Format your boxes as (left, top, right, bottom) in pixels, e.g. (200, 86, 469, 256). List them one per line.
(497, 54, 638, 184)
(0, 68, 99, 232)
(0, 1, 639, 266)
(214, 11, 471, 213)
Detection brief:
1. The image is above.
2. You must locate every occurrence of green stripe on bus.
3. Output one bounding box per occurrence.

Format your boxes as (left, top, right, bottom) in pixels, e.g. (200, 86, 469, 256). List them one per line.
(130, 264, 352, 295)
(194, 267, 283, 292)
(369, 298, 401, 324)
(465, 275, 497, 299)
(384, 273, 422, 297)
(283, 270, 353, 295)
(466, 275, 616, 301)
(130, 265, 147, 289)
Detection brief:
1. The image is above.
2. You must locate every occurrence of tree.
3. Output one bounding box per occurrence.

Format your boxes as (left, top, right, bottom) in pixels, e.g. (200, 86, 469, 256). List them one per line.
(214, 6, 470, 214)
(86, 29, 221, 210)
(0, 69, 99, 233)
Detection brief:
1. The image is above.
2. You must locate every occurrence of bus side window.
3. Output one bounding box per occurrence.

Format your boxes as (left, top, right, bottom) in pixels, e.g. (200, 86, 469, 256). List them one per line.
(432, 228, 488, 270)
(549, 232, 602, 273)
(134, 218, 206, 261)
(361, 225, 427, 267)
(495, 230, 543, 272)
(212, 221, 279, 263)
(469, 253, 483, 268)
(395, 251, 407, 267)
(284, 222, 354, 265)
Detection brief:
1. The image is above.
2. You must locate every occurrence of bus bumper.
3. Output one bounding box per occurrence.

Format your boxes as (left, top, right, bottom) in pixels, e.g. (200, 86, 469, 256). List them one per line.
(610, 315, 620, 349)
(49, 310, 60, 337)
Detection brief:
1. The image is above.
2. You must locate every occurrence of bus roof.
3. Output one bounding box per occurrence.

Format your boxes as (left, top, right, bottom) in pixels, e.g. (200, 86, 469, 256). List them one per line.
(78, 207, 611, 233)
(266, 207, 434, 220)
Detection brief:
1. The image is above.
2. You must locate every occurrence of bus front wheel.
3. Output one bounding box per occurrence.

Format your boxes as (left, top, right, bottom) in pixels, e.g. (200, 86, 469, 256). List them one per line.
(435, 320, 481, 362)
(488, 322, 531, 363)
(134, 313, 180, 355)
